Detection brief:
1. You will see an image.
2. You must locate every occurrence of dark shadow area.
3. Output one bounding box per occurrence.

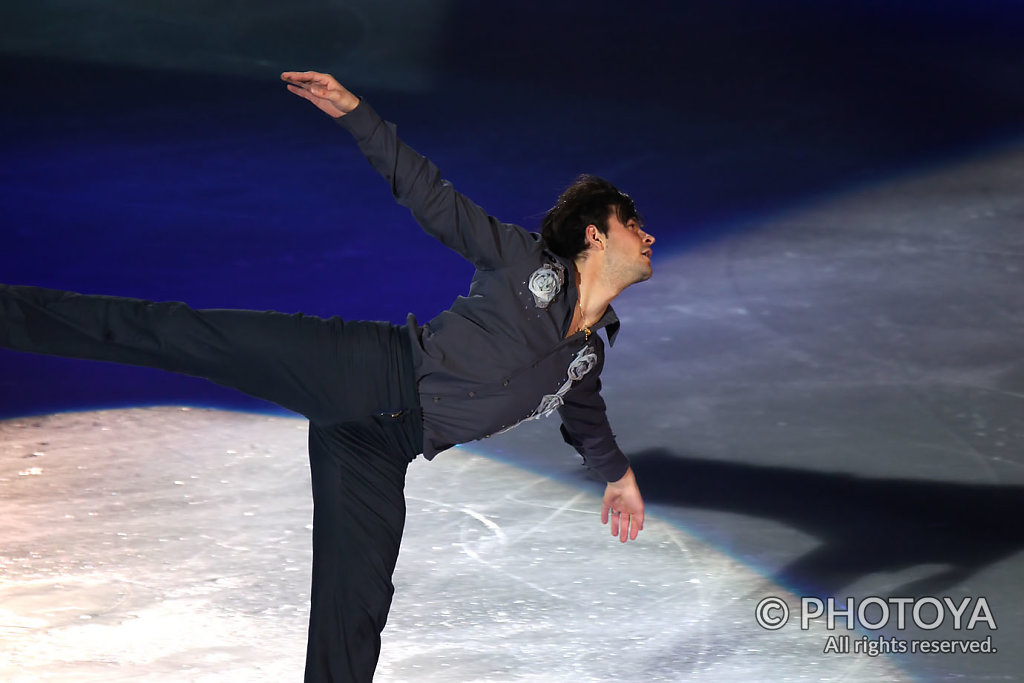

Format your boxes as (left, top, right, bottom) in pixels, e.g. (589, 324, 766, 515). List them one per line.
(438, 1, 1024, 245)
(632, 448, 1021, 598)
(0, 0, 450, 91)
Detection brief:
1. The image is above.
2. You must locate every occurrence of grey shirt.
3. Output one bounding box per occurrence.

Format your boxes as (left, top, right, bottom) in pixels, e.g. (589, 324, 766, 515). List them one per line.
(336, 101, 630, 482)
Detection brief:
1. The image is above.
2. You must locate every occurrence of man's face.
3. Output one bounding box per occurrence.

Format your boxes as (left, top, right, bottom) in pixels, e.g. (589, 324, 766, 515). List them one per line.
(601, 209, 655, 287)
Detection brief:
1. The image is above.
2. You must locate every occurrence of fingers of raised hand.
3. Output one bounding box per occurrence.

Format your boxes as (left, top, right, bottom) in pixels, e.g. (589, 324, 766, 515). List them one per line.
(286, 84, 317, 102)
(282, 72, 335, 93)
(281, 71, 323, 82)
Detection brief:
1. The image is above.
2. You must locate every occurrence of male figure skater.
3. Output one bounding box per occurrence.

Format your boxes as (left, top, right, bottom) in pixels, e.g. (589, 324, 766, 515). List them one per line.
(0, 70, 653, 681)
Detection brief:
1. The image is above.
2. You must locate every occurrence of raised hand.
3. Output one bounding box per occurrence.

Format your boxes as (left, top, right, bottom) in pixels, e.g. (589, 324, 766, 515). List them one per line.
(601, 467, 645, 543)
(281, 71, 360, 118)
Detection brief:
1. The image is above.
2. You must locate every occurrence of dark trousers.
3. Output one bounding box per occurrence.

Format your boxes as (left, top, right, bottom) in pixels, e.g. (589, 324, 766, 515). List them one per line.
(0, 284, 424, 682)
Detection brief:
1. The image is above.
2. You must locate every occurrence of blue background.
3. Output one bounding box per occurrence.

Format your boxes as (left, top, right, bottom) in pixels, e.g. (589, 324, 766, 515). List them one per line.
(3, 1, 1023, 417)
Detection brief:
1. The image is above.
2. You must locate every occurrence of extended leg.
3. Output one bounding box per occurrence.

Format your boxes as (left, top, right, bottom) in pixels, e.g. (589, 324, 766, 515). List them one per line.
(0, 284, 406, 423)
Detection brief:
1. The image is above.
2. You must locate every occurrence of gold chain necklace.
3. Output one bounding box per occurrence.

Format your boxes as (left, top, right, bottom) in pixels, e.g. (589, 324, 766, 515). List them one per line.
(576, 292, 591, 341)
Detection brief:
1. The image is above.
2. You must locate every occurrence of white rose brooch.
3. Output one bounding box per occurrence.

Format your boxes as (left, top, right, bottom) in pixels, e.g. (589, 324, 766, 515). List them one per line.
(527, 262, 565, 309)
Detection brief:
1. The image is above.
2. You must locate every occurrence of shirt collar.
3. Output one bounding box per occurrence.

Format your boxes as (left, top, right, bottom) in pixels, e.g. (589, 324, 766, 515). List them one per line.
(599, 307, 621, 346)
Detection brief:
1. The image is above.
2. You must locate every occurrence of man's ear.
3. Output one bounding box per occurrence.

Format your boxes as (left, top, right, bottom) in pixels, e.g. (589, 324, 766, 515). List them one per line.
(586, 224, 604, 250)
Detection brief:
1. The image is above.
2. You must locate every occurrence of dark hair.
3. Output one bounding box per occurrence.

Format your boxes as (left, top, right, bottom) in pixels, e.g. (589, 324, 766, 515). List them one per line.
(540, 174, 641, 260)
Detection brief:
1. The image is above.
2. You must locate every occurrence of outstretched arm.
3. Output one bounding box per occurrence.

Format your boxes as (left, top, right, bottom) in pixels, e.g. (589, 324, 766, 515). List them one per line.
(281, 71, 359, 119)
(281, 70, 536, 270)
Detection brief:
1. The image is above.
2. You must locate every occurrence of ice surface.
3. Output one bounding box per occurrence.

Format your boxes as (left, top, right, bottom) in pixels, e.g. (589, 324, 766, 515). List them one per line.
(0, 408, 904, 681)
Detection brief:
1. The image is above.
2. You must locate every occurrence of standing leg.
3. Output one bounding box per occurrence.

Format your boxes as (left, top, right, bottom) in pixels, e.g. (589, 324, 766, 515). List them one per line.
(305, 415, 415, 683)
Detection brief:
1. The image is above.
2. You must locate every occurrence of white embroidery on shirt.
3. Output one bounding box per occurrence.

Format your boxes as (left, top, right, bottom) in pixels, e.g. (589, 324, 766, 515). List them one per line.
(496, 343, 597, 435)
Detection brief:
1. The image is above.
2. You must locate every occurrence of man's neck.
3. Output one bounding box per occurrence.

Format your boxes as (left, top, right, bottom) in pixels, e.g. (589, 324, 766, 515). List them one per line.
(574, 256, 621, 324)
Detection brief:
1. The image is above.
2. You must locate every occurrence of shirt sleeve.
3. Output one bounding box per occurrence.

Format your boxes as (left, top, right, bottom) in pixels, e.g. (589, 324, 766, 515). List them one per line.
(556, 348, 630, 482)
(335, 100, 536, 270)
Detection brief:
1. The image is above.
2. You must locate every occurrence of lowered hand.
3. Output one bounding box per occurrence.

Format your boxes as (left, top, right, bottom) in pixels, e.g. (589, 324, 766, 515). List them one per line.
(602, 467, 645, 543)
